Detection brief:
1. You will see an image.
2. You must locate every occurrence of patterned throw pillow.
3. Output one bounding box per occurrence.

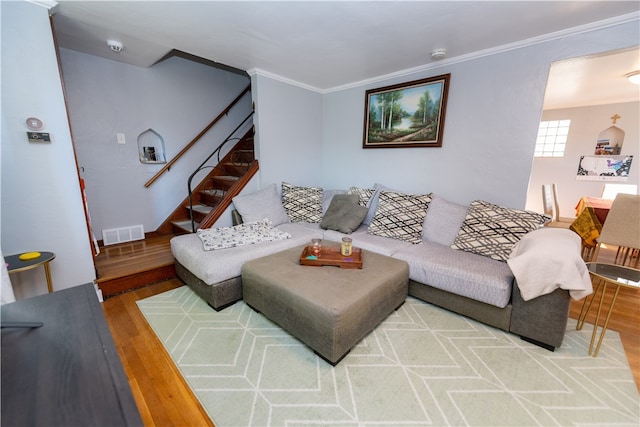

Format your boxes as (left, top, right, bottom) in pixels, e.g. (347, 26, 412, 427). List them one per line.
(367, 190, 433, 244)
(451, 200, 551, 262)
(281, 182, 323, 223)
(348, 186, 375, 207)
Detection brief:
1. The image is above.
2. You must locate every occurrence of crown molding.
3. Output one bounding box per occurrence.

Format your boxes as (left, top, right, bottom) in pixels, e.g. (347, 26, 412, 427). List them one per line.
(326, 12, 639, 94)
(250, 12, 639, 95)
(247, 68, 323, 94)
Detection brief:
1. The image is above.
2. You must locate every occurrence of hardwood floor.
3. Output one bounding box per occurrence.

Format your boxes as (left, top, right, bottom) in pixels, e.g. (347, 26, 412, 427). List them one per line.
(99, 239, 640, 426)
(95, 234, 176, 297)
(102, 278, 213, 427)
(97, 235, 212, 426)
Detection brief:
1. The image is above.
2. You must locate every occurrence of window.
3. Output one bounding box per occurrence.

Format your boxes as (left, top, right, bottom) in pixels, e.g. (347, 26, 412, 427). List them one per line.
(534, 120, 570, 157)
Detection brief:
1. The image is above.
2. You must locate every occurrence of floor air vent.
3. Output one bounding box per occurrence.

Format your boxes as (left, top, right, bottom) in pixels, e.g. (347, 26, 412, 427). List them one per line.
(102, 225, 144, 246)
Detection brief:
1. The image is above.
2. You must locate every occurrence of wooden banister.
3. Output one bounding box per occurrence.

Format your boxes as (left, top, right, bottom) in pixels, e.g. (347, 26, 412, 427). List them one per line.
(198, 160, 260, 229)
(144, 84, 251, 188)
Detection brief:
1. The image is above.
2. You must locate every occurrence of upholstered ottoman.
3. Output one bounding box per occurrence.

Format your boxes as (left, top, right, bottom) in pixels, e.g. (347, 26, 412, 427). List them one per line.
(241, 242, 409, 365)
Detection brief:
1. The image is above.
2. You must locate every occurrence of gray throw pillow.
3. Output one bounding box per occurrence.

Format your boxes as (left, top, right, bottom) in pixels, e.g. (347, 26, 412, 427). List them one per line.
(422, 195, 469, 245)
(320, 194, 368, 234)
(232, 184, 289, 226)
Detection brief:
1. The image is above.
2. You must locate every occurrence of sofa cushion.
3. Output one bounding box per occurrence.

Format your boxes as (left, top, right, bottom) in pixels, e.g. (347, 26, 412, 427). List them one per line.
(422, 195, 468, 245)
(281, 182, 323, 223)
(322, 224, 412, 256)
(451, 200, 550, 262)
(320, 194, 368, 234)
(394, 242, 514, 308)
(171, 223, 322, 286)
(368, 190, 432, 244)
(232, 183, 289, 226)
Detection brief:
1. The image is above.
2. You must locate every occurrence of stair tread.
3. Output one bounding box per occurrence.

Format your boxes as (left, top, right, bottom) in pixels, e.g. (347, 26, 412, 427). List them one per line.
(165, 127, 254, 235)
(172, 219, 199, 230)
(212, 175, 240, 181)
(190, 204, 213, 213)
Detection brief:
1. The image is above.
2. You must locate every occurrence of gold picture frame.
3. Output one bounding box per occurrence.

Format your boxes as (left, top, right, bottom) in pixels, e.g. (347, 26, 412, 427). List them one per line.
(363, 74, 450, 148)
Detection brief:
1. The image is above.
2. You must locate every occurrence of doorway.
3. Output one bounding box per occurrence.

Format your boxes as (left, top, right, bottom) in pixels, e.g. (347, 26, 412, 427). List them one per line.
(525, 48, 640, 217)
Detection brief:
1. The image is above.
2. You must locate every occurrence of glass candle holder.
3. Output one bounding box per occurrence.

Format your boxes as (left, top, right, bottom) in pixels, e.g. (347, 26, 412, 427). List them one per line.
(311, 239, 322, 256)
(341, 237, 353, 256)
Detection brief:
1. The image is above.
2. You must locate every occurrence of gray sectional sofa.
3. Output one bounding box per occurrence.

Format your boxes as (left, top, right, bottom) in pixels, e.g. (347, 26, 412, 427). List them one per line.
(171, 182, 592, 351)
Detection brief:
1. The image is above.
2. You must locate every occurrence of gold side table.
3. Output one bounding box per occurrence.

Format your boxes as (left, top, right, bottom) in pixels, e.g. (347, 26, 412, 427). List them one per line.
(577, 262, 640, 357)
(4, 251, 56, 293)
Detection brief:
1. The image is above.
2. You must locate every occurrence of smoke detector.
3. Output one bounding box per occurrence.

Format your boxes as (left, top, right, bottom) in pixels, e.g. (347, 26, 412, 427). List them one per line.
(430, 48, 446, 60)
(107, 40, 123, 53)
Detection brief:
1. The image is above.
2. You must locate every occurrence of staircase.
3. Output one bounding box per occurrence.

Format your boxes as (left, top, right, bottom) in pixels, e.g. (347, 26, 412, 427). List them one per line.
(155, 129, 258, 235)
(96, 129, 258, 298)
(95, 81, 256, 298)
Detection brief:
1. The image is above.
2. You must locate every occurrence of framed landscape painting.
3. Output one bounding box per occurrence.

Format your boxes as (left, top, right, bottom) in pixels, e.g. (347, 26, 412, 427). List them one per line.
(363, 74, 450, 148)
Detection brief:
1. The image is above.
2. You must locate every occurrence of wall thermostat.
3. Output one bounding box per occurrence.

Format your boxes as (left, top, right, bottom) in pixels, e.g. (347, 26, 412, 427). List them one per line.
(26, 117, 44, 130)
(27, 132, 51, 143)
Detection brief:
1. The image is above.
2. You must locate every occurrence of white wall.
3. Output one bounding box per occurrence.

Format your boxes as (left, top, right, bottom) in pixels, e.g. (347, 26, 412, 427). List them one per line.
(1, 1, 95, 298)
(59, 49, 252, 235)
(321, 20, 639, 209)
(527, 101, 639, 216)
(251, 72, 323, 190)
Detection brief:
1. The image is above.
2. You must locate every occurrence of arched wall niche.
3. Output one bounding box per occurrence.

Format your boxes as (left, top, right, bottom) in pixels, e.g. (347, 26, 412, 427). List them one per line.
(137, 128, 167, 164)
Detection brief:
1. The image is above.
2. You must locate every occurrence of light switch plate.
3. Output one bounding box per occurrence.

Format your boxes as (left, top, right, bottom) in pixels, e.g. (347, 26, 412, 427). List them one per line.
(117, 133, 126, 144)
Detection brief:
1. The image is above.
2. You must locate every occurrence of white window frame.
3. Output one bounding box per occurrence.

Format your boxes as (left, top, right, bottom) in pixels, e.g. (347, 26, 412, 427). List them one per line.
(534, 120, 570, 157)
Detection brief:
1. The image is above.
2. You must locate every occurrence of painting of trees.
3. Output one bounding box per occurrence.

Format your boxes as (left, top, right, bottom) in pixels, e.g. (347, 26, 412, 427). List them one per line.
(363, 74, 450, 148)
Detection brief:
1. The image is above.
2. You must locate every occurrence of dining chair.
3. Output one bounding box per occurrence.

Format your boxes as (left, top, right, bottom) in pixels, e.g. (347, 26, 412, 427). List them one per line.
(601, 183, 638, 200)
(590, 193, 640, 267)
(541, 183, 573, 228)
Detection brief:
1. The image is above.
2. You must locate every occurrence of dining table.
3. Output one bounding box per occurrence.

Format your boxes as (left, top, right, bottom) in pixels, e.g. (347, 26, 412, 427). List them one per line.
(570, 197, 614, 247)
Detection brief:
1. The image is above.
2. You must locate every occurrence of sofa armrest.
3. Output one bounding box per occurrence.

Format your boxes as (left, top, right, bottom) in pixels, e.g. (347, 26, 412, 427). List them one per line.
(509, 282, 571, 350)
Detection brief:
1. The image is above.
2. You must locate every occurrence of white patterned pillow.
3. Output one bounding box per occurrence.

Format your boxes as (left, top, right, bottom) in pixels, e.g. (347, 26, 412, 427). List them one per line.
(281, 182, 323, 223)
(347, 186, 375, 207)
(367, 190, 433, 244)
(451, 200, 550, 262)
(196, 219, 291, 251)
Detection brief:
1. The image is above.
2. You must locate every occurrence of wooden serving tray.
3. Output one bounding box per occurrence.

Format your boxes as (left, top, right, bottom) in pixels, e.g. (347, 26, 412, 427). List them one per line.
(299, 245, 363, 269)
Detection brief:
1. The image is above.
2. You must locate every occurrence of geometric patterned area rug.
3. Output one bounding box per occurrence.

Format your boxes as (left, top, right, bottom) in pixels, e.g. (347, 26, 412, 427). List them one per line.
(137, 286, 639, 427)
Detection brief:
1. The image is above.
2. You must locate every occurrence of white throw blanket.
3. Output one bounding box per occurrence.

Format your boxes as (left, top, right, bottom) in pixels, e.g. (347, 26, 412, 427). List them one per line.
(196, 218, 291, 251)
(507, 227, 592, 301)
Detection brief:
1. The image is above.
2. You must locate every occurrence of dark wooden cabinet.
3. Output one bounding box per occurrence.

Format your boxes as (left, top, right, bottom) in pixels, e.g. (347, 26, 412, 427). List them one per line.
(1, 283, 142, 426)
